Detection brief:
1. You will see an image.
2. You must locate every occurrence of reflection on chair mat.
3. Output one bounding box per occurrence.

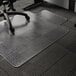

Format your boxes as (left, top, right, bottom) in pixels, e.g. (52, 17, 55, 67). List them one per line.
(40, 10, 67, 25)
(0, 10, 69, 67)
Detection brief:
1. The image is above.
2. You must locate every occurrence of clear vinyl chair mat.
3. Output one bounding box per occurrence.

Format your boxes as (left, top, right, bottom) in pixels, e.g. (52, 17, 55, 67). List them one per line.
(0, 10, 69, 67)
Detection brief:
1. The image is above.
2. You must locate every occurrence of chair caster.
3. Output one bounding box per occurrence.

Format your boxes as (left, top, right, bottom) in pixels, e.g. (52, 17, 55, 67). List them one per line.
(74, 24, 76, 27)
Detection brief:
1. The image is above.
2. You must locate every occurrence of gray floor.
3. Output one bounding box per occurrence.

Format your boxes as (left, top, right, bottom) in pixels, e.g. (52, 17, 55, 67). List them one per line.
(0, 1, 76, 76)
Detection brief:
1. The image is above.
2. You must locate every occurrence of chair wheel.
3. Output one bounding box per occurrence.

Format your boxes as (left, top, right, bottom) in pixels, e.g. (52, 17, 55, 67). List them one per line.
(2, 0, 8, 5)
(74, 24, 76, 27)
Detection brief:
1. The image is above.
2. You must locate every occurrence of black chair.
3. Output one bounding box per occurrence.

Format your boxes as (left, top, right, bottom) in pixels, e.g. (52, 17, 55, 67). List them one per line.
(0, 0, 30, 35)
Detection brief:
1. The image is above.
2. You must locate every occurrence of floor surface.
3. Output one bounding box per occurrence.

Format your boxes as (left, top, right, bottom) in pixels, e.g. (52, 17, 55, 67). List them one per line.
(0, 1, 76, 76)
